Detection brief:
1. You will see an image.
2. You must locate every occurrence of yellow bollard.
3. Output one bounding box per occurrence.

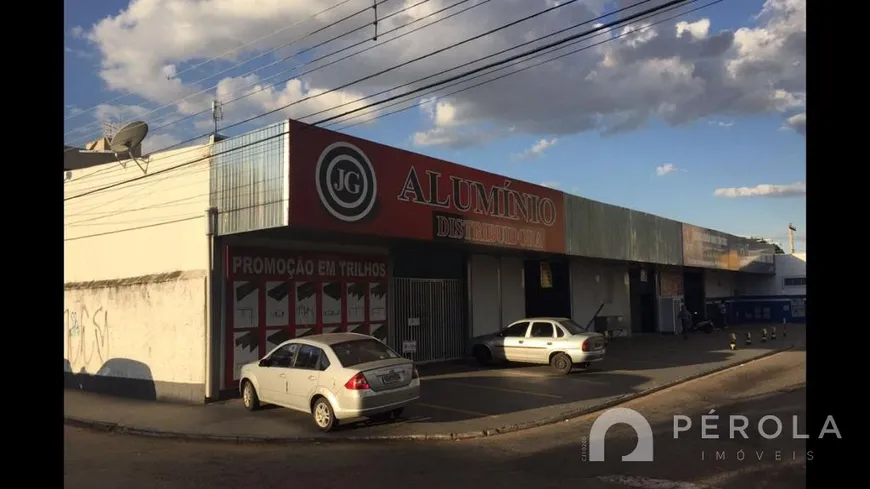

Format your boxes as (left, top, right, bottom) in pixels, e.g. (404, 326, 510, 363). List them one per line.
(745, 332, 752, 345)
(729, 332, 737, 350)
(761, 328, 768, 343)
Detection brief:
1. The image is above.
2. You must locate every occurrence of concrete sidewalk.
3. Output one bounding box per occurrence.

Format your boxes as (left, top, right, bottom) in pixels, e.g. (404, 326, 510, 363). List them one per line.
(64, 324, 805, 443)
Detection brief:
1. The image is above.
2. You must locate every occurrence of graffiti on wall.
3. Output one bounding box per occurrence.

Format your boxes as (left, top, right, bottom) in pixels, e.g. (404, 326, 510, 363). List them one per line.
(65, 304, 110, 372)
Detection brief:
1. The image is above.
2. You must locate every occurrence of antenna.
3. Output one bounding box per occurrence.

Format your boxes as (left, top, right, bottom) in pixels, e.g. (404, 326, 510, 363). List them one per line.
(212, 99, 223, 137)
(109, 121, 150, 174)
(787, 223, 797, 254)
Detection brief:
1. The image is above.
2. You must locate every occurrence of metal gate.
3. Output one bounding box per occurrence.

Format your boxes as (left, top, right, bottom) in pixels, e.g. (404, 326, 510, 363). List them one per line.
(391, 278, 466, 363)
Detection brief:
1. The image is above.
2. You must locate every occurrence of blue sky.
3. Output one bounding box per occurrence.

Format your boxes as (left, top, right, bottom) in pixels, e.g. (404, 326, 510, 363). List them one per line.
(64, 0, 806, 249)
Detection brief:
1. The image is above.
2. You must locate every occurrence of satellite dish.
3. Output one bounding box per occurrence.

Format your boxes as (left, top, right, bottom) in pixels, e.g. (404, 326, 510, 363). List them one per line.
(109, 121, 150, 174)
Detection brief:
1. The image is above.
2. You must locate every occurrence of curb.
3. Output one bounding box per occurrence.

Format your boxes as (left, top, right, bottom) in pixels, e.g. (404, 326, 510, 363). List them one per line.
(65, 345, 795, 444)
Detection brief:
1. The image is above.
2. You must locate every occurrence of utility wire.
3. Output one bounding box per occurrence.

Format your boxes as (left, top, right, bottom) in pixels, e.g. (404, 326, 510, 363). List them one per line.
(167, 0, 361, 81)
(87, 0, 482, 152)
(332, 0, 722, 131)
(68, 0, 700, 213)
(65, 0, 692, 203)
(117, 0, 586, 158)
(294, 0, 655, 125)
(63, 0, 358, 124)
(64, 0, 392, 141)
(64, 0, 493, 187)
(67, 0, 724, 233)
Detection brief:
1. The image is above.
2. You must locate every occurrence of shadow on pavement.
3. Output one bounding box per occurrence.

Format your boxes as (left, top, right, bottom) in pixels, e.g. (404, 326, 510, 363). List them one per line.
(505, 387, 809, 488)
(64, 385, 809, 489)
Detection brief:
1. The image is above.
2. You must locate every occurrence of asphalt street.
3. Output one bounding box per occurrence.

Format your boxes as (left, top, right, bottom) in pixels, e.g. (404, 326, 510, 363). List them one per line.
(64, 349, 807, 489)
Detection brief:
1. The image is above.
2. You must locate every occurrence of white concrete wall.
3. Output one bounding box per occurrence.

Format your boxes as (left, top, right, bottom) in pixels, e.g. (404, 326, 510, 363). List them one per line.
(705, 270, 738, 298)
(469, 254, 500, 337)
(499, 256, 526, 325)
(64, 145, 211, 283)
(739, 253, 806, 297)
(570, 258, 631, 331)
(64, 273, 207, 399)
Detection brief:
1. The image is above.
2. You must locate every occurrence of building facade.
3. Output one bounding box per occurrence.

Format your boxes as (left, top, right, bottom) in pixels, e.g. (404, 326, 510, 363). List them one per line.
(64, 120, 779, 403)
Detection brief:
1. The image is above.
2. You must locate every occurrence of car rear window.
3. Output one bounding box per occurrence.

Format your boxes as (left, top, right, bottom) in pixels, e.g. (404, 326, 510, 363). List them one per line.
(558, 319, 590, 335)
(331, 339, 399, 368)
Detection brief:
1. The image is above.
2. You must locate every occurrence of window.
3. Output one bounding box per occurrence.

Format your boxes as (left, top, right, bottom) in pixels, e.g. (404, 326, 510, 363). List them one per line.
(555, 326, 565, 338)
(530, 322, 554, 338)
(558, 319, 589, 335)
(269, 343, 298, 368)
(502, 322, 530, 337)
(331, 338, 399, 368)
(783, 277, 806, 287)
(318, 353, 331, 371)
(294, 345, 322, 370)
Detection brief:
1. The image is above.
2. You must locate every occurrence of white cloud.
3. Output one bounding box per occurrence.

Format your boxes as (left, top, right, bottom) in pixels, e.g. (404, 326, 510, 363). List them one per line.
(783, 112, 806, 135)
(513, 138, 558, 160)
(540, 181, 560, 188)
(713, 182, 806, 198)
(708, 120, 734, 127)
(655, 163, 678, 176)
(142, 133, 183, 155)
(71, 0, 806, 149)
(676, 19, 711, 40)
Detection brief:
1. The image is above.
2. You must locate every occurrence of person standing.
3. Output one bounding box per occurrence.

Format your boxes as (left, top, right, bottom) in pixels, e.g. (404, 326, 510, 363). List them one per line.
(678, 305, 693, 339)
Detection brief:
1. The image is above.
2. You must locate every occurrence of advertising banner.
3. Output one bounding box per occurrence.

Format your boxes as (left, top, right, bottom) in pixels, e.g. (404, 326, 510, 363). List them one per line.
(224, 246, 388, 385)
(682, 225, 776, 273)
(287, 120, 566, 253)
(682, 224, 731, 269)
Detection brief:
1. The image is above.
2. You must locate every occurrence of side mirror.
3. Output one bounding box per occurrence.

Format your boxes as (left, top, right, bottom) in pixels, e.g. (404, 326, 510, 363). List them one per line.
(259, 358, 271, 367)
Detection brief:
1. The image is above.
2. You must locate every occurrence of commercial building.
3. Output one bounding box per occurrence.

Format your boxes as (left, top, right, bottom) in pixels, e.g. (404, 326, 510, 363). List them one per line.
(63, 120, 777, 403)
(729, 252, 806, 324)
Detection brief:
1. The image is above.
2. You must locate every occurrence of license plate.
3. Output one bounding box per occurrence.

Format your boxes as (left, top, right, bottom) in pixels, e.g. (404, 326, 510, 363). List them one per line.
(381, 372, 401, 384)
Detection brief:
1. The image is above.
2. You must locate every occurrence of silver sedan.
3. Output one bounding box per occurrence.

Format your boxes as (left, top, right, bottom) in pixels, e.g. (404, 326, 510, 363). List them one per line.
(469, 317, 607, 374)
(239, 333, 420, 432)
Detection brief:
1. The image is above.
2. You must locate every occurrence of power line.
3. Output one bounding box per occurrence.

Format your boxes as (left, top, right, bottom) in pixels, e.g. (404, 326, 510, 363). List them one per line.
(65, 0, 692, 203)
(63, 0, 494, 187)
(63, 0, 391, 141)
(64, 215, 204, 242)
(295, 0, 657, 125)
(332, 0, 722, 131)
(113, 0, 587, 158)
(78, 0, 482, 154)
(68, 0, 708, 216)
(63, 0, 358, 124)
(67, 0, 726, 232)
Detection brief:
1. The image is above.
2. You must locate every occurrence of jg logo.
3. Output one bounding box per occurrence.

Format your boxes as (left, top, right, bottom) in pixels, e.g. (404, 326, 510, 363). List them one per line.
(584, 407, 654, 462)
(315, 141, 378, 222)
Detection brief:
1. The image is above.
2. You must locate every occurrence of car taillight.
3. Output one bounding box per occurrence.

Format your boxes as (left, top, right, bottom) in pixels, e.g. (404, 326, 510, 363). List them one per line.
(411, 366, 419, 379)
(344, 372, 371, 390)
(581, 340, 590, 352)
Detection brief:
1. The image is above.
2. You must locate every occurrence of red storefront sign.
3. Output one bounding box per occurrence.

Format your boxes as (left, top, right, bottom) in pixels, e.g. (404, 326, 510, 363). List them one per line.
(224, 246, 389, 385)
(288, 120, 566, 253)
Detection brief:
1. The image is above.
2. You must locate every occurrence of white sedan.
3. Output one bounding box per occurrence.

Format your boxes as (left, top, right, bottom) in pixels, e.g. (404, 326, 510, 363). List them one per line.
(239, 333, 420, 432)
(469, 317, 607, 374)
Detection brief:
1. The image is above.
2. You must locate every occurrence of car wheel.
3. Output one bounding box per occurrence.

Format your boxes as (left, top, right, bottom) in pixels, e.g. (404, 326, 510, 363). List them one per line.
(391, 408, 404, 419)
(474, 346, 493, 366)
(312, 397, 337, 432)
(550, 353, 573, 375)
(242, 380, 260, 411)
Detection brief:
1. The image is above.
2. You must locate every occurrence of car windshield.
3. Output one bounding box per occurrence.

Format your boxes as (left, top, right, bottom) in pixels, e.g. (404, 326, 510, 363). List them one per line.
(558, 319, 589, 335)
(331, 338, 399, 368)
